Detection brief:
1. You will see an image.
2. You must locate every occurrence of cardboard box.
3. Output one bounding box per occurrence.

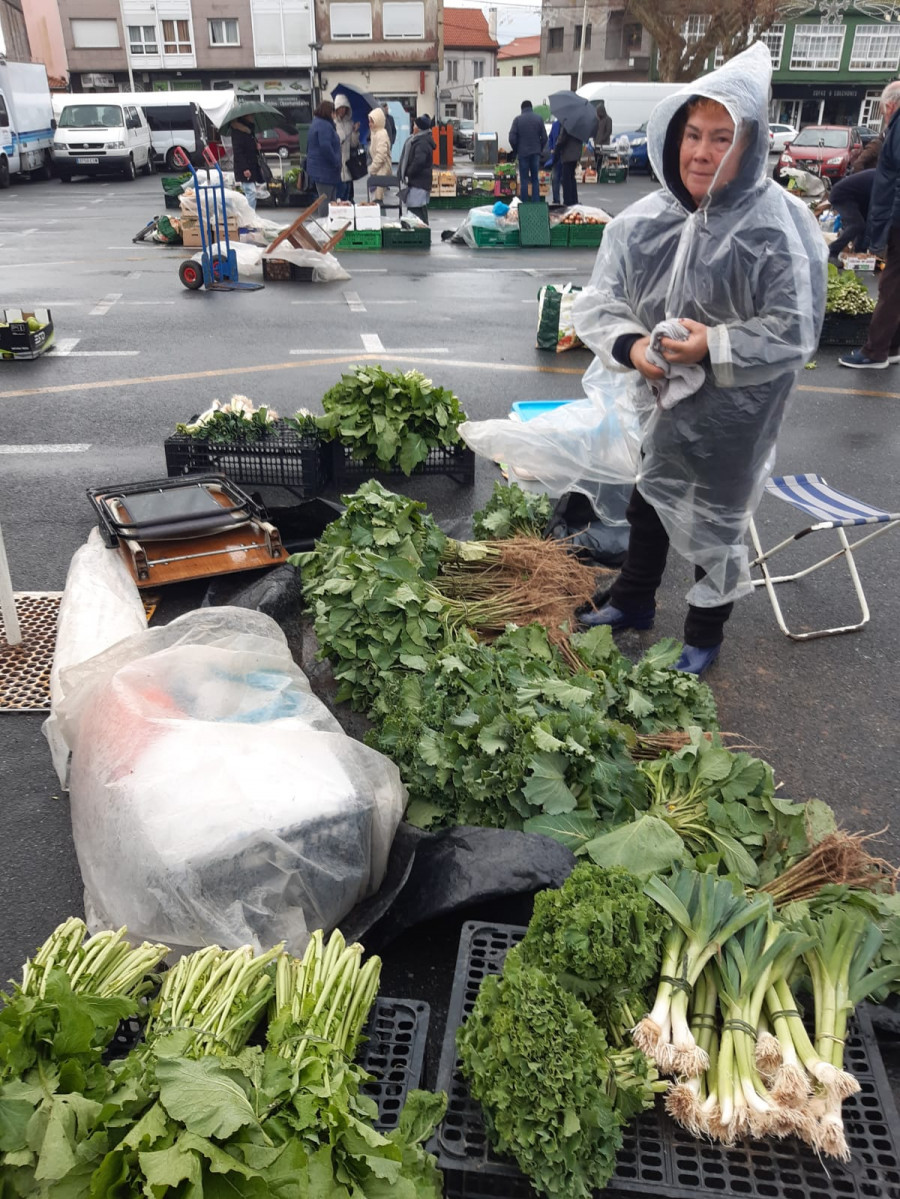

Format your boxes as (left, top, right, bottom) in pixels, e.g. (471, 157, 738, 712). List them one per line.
(439, 171, 456, 188)
(0, 308, 54, 360)
(326, 201, 355, 233)
(840, 252, 877, 272)
(354, 202, 382, 230)
(181, 217, 240, 248)
(583, 168, 598, 183)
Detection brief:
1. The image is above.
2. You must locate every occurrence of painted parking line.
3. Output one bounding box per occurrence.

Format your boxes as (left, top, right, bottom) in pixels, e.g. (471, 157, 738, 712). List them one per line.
(291, 299, 413, 306)
(290, 346, 449, 354)
(0, 260, 79, 270)
(343, 290, 366, 312)
(89, 292, 122, 316)
(52, 338, 80, 356)
(0, 444, 90, 454)
(361, 333, 385, 352)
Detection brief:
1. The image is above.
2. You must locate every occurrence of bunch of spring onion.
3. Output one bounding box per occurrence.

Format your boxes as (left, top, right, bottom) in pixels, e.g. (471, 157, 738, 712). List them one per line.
(267, 928, 381, 1071)
(17, 918, 168, 1002)
(144, 942, 282, 1055)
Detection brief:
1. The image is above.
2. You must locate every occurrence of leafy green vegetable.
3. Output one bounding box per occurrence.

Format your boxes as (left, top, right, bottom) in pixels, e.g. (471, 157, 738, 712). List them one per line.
(472, 482, 552, 540)
(175, 396, 279, 444)
(316, 365, 466, 474)
(457, 949, 624, 1199)
(518, 864, 669, 1039)
(583, 813, 688, 877)
(825, 262, 876, 316)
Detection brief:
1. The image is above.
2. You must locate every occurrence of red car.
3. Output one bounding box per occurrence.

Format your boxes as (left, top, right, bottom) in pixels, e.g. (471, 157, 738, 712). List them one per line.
(776, 125, 864, 182)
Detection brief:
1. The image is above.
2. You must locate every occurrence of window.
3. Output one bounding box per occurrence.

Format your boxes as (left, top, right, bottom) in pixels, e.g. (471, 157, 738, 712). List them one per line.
(548, 26, 563, 51)
(850, 24, 900, 70)
(252, 0, 306, 61)
(462, 100, 473, 118)
(162, 19, 192, 54)
(760, 23, 784, 69)
(682, 14, 710, 43)
(446, 57, 458, 81)
(209, 18, 240, 45)
(522, 64, 533, 76)
(624, 22, 642, 54)
(860, 88, 884, 129)
(70, 18, 120, 48)
(128, 24, 158, 54)
(790, 23, 845, 70)
(511, 65, 517, 75)
(383, 2, 424, 38)
(473, 58, 485, 78)
(0, 96, 8, 124)
(444, 103, 457, 117)
(143, 104, 193, 131)
(574, 23, 592, 50)
(330, 3, 372, 38)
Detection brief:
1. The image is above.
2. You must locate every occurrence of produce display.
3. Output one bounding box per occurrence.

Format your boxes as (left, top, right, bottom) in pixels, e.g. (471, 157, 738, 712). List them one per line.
(175, 394, 280, 443)
(316, 366, 467, 475)
(559, 212, 605, 225)
(0, 922, 445, 1197)
(825, 262, 876, 315)
(471, 481, 552, 540)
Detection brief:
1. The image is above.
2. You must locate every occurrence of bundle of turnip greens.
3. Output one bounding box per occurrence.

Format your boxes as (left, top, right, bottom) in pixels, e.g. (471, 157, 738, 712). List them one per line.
(0, 922, 444, 1198)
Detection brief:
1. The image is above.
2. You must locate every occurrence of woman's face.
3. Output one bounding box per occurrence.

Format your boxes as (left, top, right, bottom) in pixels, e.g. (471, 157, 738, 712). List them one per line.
(336, 106, 349, 119)
(679, 103, 738, 204)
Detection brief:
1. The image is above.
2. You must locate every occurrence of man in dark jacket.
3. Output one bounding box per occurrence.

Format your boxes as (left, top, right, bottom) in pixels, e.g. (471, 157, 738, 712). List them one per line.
(595, 101, 613, 148)
(382, 103, 397, 148)
(399, 114, 437, 223)
(509, 100, 548, 202)
(229, 116, 265, 210)
(839, 81, 900, 368)
(825, 168, 875, 263)
(553, 126, 585, 206)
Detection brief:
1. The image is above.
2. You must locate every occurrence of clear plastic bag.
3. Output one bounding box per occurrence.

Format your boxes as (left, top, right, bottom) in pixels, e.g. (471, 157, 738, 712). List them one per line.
(61, 606, 406, 955)
(458, 360, 640, 521)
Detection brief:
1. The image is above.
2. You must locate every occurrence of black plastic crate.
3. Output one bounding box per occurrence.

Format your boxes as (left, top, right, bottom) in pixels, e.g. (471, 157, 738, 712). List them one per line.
(262, 258, 316, 283)
(164, 421, 330, 497)
(359, 997, 430, 1131)
(331, 443, 475, 487)
(433, 922, 900, 1199)
(819, 313, 872, 346)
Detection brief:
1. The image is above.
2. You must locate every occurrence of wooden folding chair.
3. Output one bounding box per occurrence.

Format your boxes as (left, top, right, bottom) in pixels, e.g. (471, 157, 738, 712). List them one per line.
(749, 473, 899, 640)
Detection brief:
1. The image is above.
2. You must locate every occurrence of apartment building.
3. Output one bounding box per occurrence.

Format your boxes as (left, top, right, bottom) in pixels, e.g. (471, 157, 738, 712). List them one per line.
(540, 0, 652, 86)
(1, 0, 33, 59)
(497, 34, 540, 78)
(438, 6, 498, 121)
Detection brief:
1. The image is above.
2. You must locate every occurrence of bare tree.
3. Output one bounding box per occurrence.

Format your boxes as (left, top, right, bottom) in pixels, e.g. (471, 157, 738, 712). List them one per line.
(624, 0, 784, 81)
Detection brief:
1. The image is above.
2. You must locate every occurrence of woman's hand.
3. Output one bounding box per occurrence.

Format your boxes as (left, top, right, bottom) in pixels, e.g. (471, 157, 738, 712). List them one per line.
(243, 169, 251, 180)
(629, 336, 666, 381)
(658, 318, 709, 364)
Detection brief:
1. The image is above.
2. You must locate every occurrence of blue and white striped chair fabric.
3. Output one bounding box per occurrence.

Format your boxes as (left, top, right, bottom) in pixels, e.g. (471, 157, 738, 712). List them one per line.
(749, 474, 899, 640)
(764, 474, 897, 529)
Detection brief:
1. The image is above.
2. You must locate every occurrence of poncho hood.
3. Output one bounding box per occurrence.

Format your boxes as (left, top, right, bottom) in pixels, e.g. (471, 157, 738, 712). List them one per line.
(368, 107, 386, 130)
(648, 42, 772, 212)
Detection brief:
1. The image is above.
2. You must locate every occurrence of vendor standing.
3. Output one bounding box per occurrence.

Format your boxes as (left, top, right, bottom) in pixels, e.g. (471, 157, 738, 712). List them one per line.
(399, 114, 437, 223)
(229, 115, 265, 210)
(573, 43, 827, 675)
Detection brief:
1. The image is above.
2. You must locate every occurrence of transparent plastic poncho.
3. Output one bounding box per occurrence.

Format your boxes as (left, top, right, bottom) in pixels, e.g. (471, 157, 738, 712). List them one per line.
(573, 43, 828, 606)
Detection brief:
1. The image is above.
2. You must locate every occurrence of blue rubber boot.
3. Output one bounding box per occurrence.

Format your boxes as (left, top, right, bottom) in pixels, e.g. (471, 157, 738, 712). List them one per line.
(578, 603, 655, 631)
(673, 643, 721, 676)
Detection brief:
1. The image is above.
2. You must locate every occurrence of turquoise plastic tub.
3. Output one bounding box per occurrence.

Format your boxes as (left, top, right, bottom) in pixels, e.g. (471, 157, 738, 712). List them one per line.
(510, 399, 579, 422)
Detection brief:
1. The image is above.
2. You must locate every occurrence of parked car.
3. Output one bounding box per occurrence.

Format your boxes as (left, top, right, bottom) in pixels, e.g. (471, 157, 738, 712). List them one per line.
(768, 122, 797, 154)
(256, 124, 306, 156)
(857, 124, 880, 145)
(609, 122, 651, 172)
(453, 118, 475, 152)
(775, 125, 863, 182)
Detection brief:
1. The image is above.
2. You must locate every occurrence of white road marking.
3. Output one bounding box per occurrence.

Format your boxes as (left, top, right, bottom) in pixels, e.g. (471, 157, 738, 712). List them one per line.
(124, 300, 175, 305)
(291, 299, 413, 306)
(347, 268, 389, 273)
(360, 333, 385, 352)
(66, 350, 141, 356)
(126, 271, 142, 280)
(89, 292, 122, 316)
(0, 260, 79, 270)
(0, 444, 90, 454)
(90, 197, 106, 204)
(15, 227, 39, 237)
(289, 346, 449, 355)
(343, 290, 366, 312)
(52, 338, 80, 356)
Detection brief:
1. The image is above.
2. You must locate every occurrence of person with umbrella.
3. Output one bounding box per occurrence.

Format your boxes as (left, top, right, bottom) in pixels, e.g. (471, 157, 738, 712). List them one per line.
(228, 114, 265, 210)
(509, 101, 548, 202)
(549, 92, 598, 206)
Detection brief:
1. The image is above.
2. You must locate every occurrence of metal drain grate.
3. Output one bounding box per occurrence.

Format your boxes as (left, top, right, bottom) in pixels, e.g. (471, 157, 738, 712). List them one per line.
(0, 593, 62, 713)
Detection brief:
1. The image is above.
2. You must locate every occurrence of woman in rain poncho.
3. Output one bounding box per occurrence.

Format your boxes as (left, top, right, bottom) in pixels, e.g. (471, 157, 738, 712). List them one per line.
(573, 43, 827, 675)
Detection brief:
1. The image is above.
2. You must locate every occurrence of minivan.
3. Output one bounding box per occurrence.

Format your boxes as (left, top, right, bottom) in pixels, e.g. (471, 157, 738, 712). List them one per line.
(52, 102, 153, 181)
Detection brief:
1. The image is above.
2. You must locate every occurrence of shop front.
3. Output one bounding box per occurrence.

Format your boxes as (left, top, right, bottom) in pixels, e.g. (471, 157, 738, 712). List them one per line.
(771, 82, 884, 130)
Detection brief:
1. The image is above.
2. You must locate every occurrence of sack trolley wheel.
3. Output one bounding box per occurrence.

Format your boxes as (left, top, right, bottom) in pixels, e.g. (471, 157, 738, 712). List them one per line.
(179, 259, 204, 290)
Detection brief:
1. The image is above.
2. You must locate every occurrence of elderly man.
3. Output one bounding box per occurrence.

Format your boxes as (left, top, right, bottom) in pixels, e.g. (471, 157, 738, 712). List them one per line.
(839, 79, 900, 368)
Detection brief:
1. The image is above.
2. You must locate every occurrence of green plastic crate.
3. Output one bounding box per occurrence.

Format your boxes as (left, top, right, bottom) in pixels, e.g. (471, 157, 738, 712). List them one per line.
(382, 226, 432, 249)
(566, 223, 605, 247)
(335, 229, 382, 251)
(599, 166, 627, 184)
(472, 225, 521, 248)
(549, 224, 569, 247)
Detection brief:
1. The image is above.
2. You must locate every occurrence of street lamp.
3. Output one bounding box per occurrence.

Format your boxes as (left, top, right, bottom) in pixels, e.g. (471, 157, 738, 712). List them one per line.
(309, 42, 322, 111)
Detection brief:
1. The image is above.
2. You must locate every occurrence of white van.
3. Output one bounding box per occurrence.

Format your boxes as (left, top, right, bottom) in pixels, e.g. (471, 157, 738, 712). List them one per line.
(51, 101, 153, 181)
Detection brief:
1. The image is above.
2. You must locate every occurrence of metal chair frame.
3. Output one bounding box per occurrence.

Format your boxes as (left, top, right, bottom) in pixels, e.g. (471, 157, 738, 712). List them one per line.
(748, 474, 899, 641)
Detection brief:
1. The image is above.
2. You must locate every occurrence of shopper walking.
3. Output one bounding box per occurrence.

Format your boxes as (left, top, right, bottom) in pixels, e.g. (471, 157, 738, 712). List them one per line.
(572, 43, 826, 675)
(509, 100, 548, 202)
(399, 114, 436, 223)
(334, 93, 361, 201)
(306, 100, 342, 211)
(839, 80, 900, 369)
(367, 107, 393, 202)
(229, 115, 265, 210)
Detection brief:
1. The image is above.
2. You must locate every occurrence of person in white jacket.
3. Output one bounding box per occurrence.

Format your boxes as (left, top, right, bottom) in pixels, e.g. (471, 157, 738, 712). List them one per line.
(367, 107, 393, 202)
(333, 93, 360, 201)
(572, 43, 827, 676)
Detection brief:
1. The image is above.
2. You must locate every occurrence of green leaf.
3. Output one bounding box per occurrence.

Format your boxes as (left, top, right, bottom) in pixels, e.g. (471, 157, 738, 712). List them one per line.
(584, 815, 686, 877)
(0, 1096, 32, 1153)
(522, 752, 578, 815)
(156, 1056, 259, 1140)
(522, 811, 599, 851)
(138, 1142, 203, 1192)
(405, 799, 446, 828)
(394, 1090, 446, 1146)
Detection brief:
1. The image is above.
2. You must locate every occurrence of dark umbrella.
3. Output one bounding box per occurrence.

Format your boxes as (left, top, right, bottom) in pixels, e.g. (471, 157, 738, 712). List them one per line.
(331, 83, 380, 144)
(549, 92, 599, 144)
(218, 100, 296, 135)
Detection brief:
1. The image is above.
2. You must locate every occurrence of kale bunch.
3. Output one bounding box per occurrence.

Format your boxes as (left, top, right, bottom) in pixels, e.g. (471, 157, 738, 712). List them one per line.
(471, 482, 552, 541)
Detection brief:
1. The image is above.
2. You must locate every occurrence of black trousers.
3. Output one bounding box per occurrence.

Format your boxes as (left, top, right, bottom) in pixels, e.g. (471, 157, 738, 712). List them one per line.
(561, 161, 578, 206)
(863, 224, 900, 359)
(608, 487, 734, 648)
(829, 200, 866, 258)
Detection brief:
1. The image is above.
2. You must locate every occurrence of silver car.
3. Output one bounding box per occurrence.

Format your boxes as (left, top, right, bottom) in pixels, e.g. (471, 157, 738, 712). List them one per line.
(769, 123, 798, 154)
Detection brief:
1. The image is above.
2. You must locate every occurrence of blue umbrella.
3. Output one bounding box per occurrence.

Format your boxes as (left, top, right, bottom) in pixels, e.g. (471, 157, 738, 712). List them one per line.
(331, 83, 380, 145)
(549, 92, 599, 144)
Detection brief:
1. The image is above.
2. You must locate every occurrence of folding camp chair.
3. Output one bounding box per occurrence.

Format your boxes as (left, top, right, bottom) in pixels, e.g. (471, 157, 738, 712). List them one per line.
(748, 473, 899, 640)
